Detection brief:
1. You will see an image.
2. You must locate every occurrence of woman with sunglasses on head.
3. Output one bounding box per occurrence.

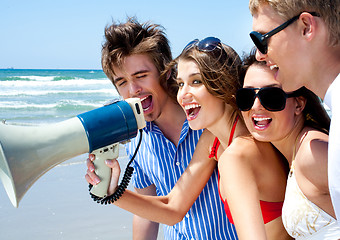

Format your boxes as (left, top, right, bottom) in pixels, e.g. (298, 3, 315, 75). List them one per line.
(237, 51, 340, 239)
(86, 37, 291, 240)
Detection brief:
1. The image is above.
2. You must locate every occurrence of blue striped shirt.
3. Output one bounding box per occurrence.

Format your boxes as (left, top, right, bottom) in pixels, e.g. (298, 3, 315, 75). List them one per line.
(126, 120, 238, 240)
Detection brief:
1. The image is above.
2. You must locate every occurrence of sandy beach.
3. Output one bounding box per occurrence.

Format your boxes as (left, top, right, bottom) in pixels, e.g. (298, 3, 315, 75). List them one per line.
(0, 149, 164, 240)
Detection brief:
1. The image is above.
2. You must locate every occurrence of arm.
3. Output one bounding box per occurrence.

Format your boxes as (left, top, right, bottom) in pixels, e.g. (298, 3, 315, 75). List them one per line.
(86, 130, 217, 225)
(133, 186, 159, 240)
(218, 139, 267, 240)
(297, 130, 334, 217)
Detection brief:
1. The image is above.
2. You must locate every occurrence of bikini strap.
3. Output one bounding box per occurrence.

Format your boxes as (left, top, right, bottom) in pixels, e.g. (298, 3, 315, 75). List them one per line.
(228, 115, 239, 146)
(291, 130, 307, 169)
(209, 115, 239, 159)
(209, 137, 221, 158)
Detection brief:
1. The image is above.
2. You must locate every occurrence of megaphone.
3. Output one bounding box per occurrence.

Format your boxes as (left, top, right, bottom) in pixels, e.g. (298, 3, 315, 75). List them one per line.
(0, 98, 146, 207)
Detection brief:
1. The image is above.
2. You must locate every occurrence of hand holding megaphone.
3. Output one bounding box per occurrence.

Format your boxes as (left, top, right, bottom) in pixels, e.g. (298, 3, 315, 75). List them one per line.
(89, 143, 119, 197)
(86, 153, 122, 197)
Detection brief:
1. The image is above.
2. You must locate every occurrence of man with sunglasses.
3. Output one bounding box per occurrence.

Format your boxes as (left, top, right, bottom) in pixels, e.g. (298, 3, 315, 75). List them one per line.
(85, 18, 237, 240)
(248, 0, 340, 226)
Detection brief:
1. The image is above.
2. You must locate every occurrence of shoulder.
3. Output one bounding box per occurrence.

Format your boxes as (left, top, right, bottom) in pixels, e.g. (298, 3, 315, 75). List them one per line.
(224, 136, 274, 162)
(195, 129, 217, 154)
(218, 136, 270, 172)
(297, 128, 328, 169)
(295, 128, 329, 191)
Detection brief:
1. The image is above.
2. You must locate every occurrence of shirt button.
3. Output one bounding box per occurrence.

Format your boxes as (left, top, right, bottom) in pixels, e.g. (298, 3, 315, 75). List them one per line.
(186, 213, 190, 218)
(176, 162, 180, 166)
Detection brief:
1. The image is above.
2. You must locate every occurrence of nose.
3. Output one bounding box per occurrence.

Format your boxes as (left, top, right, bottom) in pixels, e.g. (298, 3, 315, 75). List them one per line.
(252, 96, 265, 110)
(255, 48, 267, 62)
(177, 84, 192, 104)
(129, 81, 142, 96)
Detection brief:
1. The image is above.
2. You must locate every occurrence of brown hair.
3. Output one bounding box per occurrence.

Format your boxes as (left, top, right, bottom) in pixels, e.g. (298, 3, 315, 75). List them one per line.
(101, 17, 177, 101)
(249, 0, 340, 46)
(241, 49, 330, 134)
(164, 39, 243, 123)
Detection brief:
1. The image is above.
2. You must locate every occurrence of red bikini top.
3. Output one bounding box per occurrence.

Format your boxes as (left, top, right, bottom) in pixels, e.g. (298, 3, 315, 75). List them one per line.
(209, 116, 283, 224)
(208, 116, 238, 159)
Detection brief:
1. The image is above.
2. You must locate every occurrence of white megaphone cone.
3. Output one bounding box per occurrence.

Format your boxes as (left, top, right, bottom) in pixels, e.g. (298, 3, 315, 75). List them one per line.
(0, 98, 145, 207)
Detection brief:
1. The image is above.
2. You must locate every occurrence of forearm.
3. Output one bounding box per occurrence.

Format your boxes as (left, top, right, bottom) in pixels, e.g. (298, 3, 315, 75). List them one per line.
(133, 215, 159, 240)
(114, 190, 186, 225)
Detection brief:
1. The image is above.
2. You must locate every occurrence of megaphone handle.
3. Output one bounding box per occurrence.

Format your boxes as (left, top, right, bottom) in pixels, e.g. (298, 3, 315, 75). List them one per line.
(90, 143, 119, 198)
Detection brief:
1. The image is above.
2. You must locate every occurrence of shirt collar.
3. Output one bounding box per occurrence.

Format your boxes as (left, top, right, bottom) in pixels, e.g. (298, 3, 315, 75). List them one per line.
(143, 120, 192, 145)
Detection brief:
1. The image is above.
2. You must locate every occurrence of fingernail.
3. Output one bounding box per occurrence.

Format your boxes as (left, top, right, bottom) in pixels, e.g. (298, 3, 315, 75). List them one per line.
(95, 178, 100, 184)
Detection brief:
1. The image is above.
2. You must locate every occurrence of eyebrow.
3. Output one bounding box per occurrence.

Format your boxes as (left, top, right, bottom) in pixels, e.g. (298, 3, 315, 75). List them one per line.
(113, 70, 150, 84)
(176, 72, 201, 81)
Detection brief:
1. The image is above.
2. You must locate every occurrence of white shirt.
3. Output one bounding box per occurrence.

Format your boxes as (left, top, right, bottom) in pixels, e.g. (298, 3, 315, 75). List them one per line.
(324, 73, 340, 226)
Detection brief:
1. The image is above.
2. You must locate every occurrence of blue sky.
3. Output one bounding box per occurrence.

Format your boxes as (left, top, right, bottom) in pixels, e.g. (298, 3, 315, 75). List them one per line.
(1, 0, 254, 69)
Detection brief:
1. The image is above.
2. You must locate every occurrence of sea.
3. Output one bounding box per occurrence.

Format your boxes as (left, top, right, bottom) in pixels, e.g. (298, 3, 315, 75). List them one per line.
(0, 69, 145, 239)
(0, 69, 120, 124)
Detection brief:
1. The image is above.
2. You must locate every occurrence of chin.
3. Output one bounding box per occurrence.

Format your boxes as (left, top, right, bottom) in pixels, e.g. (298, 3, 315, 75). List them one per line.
(188, 122, 203, 131)
(251, 132, 271, 143)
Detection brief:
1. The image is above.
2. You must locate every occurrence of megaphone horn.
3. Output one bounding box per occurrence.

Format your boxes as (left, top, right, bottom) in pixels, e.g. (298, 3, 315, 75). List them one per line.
(0, 98, 145, 207)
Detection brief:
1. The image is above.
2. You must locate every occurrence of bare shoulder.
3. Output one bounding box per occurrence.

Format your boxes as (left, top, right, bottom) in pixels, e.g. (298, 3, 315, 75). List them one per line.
(295, 128, 329, 191)
(297, 128, 328, 170)
(224, 136, 275, 162)
(219, 136, 275, 172)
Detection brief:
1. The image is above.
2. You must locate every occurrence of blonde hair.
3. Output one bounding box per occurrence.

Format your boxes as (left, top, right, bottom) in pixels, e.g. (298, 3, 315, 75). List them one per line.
(249, 0, 340, 46)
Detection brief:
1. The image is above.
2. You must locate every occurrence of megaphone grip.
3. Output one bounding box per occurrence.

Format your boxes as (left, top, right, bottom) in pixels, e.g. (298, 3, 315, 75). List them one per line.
(89, 129, 143, 205)
(90, 143, 119, 198)
(89, 166, 134, 205)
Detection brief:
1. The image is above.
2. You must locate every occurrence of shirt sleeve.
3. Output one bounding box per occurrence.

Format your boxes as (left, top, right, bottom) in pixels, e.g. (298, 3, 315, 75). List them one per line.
(131, 159, 153, 189)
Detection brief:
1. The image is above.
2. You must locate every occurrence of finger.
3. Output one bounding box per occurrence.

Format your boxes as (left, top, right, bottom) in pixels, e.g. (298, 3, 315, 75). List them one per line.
(85, 174, 96, 185)
(86, 169, 101, 185)
(107, 159, 121, 195)
(89, 153, 95, 161)
(86, 158, 95, 172)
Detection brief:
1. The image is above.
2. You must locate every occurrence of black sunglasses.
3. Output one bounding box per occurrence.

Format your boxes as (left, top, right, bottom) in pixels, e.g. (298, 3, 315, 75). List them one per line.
(236, 87, 297, 112)
(250, 12, 319, 54)
(182, 37, 222, 53)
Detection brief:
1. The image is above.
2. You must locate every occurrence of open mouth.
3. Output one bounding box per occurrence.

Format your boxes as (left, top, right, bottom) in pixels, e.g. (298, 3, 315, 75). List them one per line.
(269, 64, 278, 71)
(140, 95, 152, 111)
(269, 64, 279, 79)
(184, 103, 201, 120)
(253, 117, 272, 129)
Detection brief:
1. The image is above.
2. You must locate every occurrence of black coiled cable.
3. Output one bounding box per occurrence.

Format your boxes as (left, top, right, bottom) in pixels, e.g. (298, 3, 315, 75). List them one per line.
(89, 129, 143, 205)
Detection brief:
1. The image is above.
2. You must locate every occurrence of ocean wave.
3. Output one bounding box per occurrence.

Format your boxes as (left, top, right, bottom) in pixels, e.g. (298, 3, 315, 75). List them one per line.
(0, 100, 104, 110)
(0, 89, 117, 96)
(0, 78, 112, 87)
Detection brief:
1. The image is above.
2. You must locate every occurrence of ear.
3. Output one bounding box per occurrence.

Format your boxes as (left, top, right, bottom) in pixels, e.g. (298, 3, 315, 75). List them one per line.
(294, 96, 306, 115)
(298, 12, 318, 41)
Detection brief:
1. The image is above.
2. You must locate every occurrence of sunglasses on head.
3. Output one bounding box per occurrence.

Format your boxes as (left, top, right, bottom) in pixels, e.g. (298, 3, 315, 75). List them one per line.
(182, 37, 223, 53)
(250, 12, 319, 54)
(236, 87, 298, 112)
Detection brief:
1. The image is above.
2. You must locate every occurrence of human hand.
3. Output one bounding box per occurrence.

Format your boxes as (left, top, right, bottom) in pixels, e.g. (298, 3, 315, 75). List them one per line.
(85, 153, 121, 195)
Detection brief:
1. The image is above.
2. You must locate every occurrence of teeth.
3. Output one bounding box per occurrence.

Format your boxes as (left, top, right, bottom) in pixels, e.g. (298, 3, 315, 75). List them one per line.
(269, 65, 278, 70)
(184, 103, 200, 110)
(253, 117, 271, 121)
(140, 96, 148, 102)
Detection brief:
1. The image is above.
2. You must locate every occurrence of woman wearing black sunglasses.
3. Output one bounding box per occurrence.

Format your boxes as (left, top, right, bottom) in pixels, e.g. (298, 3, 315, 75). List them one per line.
(238, 53, 340, 239)
(86, 37, 292, 240)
